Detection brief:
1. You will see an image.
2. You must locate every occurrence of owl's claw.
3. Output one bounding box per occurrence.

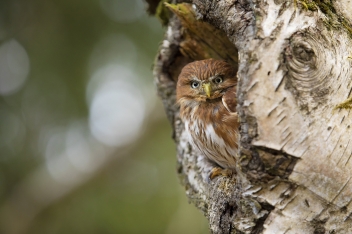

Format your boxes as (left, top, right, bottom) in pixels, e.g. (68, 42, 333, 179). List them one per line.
(209, 167, 233, 180)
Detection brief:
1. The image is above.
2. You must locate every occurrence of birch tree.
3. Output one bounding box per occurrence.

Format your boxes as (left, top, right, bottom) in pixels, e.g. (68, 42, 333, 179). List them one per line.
(148, 0, 352, 233)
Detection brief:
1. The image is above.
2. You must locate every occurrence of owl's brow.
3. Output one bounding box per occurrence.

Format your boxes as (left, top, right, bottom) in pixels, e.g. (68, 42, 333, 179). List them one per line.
(190, 76, 200, 81)
(210, 73, 221, 78)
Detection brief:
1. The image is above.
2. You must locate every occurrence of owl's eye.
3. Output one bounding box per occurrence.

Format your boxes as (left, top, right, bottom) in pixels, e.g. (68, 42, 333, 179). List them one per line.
(190, 81, 200, 89)
(213, 76, 223, 84)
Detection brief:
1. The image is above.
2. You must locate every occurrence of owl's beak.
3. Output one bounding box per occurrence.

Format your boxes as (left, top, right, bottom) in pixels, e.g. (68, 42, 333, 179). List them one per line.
(203, 83, 212, 98)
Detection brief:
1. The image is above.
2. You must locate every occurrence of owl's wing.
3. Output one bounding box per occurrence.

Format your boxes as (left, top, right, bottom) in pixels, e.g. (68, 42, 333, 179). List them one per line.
(222, 86, 237, 113)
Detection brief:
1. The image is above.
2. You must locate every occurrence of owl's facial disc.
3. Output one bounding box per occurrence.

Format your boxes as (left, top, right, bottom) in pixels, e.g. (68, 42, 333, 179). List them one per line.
(176, 59, 237, 106)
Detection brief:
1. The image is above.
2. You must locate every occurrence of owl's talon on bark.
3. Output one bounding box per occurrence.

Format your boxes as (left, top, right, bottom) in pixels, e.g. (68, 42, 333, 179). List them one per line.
(209, 167, 233, 180)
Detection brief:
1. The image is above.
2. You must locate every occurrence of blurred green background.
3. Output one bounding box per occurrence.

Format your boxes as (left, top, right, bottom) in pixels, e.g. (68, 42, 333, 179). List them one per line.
(0, 0, 209, 233)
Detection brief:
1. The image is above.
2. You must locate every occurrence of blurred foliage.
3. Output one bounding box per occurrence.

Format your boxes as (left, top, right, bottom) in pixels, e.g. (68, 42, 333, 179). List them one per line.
(27, 121, 207, 234)
(0, 0, 209, 233)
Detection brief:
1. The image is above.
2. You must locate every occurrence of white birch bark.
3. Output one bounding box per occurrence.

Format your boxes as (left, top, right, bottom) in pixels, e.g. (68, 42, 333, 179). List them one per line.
(153, 0, 352, 233)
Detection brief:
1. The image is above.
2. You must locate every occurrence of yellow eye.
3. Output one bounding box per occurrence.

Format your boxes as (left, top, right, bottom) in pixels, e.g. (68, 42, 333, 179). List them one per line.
(213, 77, 223, 84)
(191, 81, 200, 89)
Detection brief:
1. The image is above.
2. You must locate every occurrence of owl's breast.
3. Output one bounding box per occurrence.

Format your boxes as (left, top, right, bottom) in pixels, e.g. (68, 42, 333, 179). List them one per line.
(184, 109, 238, 169)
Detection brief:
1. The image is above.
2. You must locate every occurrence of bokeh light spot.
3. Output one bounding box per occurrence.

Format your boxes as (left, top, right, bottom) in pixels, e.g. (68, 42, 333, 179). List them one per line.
(88, 65, 146, 147)
(0, 39, 30, 95)
(45, 130, 81, 185)
(65, 122, 96, 173)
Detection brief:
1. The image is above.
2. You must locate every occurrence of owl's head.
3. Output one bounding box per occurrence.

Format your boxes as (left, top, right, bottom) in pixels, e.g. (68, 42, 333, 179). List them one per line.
(176, 59, 237, 106)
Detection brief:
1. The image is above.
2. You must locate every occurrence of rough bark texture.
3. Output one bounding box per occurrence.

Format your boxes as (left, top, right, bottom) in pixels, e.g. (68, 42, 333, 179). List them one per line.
(151, 0, 352, 233)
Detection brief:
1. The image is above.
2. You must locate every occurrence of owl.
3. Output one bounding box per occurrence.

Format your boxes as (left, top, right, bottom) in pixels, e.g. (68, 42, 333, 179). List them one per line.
(176, 59, 239, 178)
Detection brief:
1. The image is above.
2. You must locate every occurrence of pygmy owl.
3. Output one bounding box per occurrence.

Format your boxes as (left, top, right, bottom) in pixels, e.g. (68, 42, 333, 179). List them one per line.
(176, 59, 239, 176)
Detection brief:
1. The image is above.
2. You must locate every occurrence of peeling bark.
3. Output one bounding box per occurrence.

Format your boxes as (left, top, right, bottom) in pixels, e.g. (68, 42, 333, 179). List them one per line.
(150, 0, 352, 233)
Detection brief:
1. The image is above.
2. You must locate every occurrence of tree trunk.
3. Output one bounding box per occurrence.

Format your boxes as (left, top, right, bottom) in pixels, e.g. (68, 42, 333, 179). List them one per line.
(149, 0, 352, 233)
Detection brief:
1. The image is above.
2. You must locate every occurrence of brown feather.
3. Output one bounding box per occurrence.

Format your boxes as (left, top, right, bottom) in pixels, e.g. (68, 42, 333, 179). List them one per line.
(176, 59, 239, 169)
(222, 86, 237, 113)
